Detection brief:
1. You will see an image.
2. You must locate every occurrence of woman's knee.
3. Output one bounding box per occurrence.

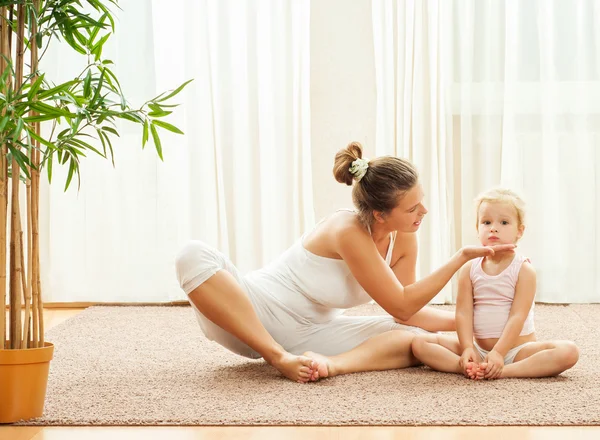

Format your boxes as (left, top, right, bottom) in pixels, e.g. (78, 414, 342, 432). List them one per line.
(175, 240, 224, 294)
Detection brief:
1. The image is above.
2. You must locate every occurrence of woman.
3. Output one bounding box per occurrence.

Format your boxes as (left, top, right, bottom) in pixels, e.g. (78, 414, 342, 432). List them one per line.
(175, 142, 514, 383)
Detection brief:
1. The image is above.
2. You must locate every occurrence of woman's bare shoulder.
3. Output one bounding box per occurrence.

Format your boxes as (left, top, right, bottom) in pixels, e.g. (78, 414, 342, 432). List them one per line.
(327, 211, 369, 246)
(304, 210, 367, 258)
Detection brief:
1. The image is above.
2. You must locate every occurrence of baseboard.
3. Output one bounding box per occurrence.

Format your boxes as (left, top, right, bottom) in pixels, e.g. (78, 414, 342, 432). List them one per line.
(5, 300, 190, 310)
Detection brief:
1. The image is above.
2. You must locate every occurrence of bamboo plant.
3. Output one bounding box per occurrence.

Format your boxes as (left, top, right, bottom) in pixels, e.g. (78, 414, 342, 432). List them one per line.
(0, 0, 190, 350)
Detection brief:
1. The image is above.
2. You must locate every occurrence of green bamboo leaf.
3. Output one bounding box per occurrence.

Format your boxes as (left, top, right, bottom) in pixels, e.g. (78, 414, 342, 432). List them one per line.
(36, 81, 79, 100)
(46, 151, 53, 183)
(98, 129, 115, 165)
(153, 120, 184, 135)
(72, 27, 88, 47)
(91, 70, 105, 103)
(64, 157, 76, 191)
(105, 132, 115, 166)
(142, 119, 149, 147)
(95, 1, 117, 31)
(83, 69, 92, 98)
(91, 33, 110, 61)
(24, 114, 59, 123)
(64, 141, 87, 157)
(29, 101, 74, 117)
(70, 138, 104, 157)
(0, 116, 9, 132)
(61, 23, 87, 55)
(57, 149, 66, 165)
(150, 123, 163, 160)
(96, 127, 108, 157)
(156, 79, 193, 103)
(120, 112, 144, 124)
(0, 61, 12, 86)
(28, 127, 56, 148)
(102, 126, 119, 137)
(27, 73, 45, 100)
(156, 103, 181, 108)
(12, 118, 24, 140)
(148, 110, 172, 117)
(103, 67, 122, 92)
(8, 146, 32, 180)
(87, 14, 106, 45)
(57, 128, 71, 139)
(148, 103, 162, 113)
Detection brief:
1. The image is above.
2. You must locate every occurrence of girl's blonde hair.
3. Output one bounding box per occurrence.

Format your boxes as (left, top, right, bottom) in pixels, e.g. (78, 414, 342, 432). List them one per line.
(474, 188, 526, 228)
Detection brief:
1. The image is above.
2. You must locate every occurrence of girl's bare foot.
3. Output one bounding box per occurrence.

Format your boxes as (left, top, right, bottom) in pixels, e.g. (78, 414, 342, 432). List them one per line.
(465, 362, 487, 380)
(269, 352, 316, 383)
(303, 351, 334, 381)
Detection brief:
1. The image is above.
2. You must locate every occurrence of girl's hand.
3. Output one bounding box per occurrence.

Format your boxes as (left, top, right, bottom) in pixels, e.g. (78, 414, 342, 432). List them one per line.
(460, 347, 483, 379)
(484, 350, 505, 379)
(460, 244, 516, 261)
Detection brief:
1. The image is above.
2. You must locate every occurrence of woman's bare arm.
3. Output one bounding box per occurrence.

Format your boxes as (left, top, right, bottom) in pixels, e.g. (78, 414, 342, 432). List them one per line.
(336, 224, 513, 321)
(455, 263, 475, 351)
(391, 232, 418, 286)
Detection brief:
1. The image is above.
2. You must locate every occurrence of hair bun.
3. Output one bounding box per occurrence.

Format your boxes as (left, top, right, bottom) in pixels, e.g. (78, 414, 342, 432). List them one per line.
(333, 142, 363, 186)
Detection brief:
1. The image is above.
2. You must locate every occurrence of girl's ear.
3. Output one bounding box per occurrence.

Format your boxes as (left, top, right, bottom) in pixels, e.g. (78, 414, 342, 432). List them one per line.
(517, 224, 525, 240)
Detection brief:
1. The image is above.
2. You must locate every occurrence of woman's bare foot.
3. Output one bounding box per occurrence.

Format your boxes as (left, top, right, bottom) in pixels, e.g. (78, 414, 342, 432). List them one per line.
(303, 351, 334, 381)
(269, 352, 316, 383)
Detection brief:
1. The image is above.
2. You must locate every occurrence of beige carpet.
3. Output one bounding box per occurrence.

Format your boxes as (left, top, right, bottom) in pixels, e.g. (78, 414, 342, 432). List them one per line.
(18, 303, 600, 426)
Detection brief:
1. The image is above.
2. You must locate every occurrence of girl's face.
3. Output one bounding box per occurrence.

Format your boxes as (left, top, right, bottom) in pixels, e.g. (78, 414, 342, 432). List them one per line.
(376, 184, 428, 233)
(477, 201, 524, 246)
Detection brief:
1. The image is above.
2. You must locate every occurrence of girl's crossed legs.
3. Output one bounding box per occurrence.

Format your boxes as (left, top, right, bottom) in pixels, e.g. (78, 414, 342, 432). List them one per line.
(411, 333, 579, 379)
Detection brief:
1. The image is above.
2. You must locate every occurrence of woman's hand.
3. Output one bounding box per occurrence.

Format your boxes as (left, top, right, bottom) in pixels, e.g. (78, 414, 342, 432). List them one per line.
(460, 244, 515, 261)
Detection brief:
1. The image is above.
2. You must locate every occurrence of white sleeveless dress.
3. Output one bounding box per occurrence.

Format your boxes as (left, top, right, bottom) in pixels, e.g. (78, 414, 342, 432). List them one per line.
(176, 211, 428, 358)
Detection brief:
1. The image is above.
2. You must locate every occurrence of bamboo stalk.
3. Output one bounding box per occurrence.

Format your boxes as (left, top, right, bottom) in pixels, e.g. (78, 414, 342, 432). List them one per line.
(19, 226, 30, 348)
(31, 140, 39, 348)
(4, 4, 15, 350)
(9, 4, 25, 350)
(31, 0, 42, 348)
(25, 168, 32, 349)
(23, 0, 39, 350)
(36, 231, 43, 347)
(0, 6, 7, 350)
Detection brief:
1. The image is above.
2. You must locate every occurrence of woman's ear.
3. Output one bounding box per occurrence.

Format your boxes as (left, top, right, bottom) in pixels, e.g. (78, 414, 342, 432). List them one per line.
(373, 210, 385, 223)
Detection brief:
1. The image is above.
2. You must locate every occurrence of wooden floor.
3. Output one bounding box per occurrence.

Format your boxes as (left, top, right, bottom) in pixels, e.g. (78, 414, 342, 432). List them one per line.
(2, 308, 599, 440)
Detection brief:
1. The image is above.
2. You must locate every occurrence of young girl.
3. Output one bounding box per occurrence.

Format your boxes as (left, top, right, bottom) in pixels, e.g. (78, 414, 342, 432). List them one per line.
(411, 188, 579, 380)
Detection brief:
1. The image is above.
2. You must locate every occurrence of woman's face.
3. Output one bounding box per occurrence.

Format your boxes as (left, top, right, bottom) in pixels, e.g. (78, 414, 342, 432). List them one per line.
(377, 184, 428, 232)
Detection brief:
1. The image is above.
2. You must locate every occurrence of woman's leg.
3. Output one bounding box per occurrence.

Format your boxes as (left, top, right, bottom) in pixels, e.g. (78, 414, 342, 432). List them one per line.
(500, 340, 579, 378)
(176, 241, 315, 383)
(284, 315, 427, 379)
(188, 271, 316, 382)
(394, 306, 455, 332)
(305, 329, 420, 378)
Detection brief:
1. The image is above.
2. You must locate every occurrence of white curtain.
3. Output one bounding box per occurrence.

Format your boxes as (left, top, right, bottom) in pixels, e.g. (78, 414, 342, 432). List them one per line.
(372, 0, 455, 303)
(39, 0, 313, 303)
(372, 0, 600, 303)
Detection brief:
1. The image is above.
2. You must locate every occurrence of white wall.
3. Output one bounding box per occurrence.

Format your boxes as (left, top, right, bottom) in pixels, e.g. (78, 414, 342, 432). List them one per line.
(310, 0, 376, 221)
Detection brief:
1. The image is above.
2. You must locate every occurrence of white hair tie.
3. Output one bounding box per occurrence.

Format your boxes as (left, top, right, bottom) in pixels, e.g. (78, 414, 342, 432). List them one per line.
(350, 157, 370, 182)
